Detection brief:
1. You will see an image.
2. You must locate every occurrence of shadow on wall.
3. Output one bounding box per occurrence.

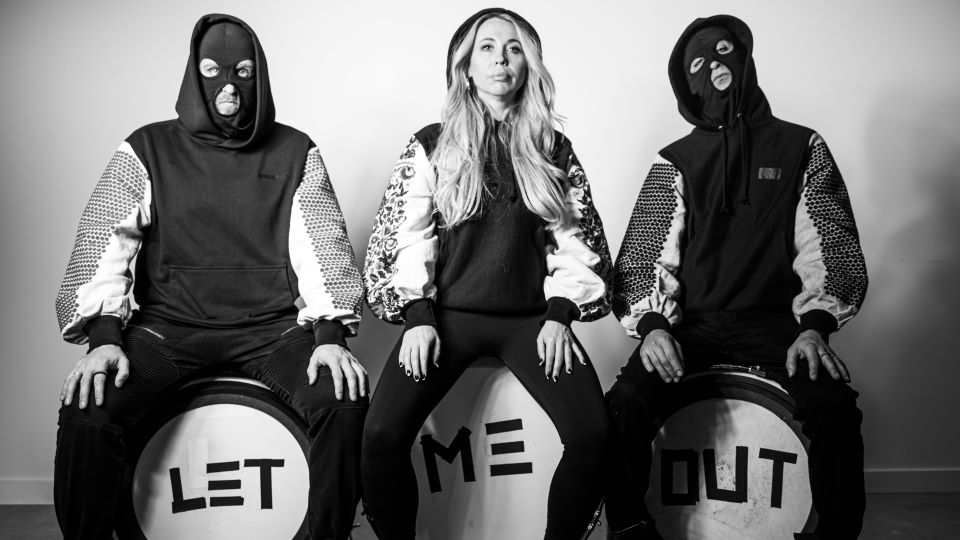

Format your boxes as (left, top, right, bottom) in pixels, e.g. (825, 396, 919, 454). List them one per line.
(843, 91, 960, 469)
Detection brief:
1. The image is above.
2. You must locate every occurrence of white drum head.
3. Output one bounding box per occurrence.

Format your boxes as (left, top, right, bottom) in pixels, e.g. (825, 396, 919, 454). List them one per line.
(118, 380, 310, 539)
(413, 359, 563, 540)
(647, 371, 814, 539)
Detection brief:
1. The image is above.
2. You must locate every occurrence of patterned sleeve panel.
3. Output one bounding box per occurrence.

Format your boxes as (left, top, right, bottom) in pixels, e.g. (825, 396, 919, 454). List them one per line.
(55, 142, 151, 344)
(612, 155, 685, 337)
(792, 133, 868, 328)
(363, 136, 439, 323)
(290, 147, 364, 335)
(544, 150, 613, 322)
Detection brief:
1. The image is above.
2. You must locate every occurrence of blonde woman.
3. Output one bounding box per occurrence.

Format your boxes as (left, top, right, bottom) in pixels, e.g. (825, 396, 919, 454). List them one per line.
(361, 8, 613, 539)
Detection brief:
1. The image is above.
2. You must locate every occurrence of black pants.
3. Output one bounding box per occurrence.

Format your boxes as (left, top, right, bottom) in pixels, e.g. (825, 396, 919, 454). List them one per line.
(361, 310, 611, 540)
(604, 311, 865, 540)
(54, 315, 367, 540)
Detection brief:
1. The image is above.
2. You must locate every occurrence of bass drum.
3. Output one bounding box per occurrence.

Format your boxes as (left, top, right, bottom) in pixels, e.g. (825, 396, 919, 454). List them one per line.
(412, 358, 602, 539)
(116, 377, 310, 540)
(647, 367, 817, 539)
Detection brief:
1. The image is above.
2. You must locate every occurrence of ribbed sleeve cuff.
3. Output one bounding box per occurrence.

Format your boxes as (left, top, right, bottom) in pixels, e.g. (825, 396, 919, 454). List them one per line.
(402, 298, 437, 329)
(638, 312, 671, 339)
(85, 316, 123, 352)
(799, 309, 838, 336)
(543, 297, 580, 327)
(313, 320, 348, 348)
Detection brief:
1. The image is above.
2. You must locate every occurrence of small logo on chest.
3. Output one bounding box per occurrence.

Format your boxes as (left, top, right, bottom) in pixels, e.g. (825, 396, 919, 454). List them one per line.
(258, 172, 288, 181)
(757, 167, 782, 180)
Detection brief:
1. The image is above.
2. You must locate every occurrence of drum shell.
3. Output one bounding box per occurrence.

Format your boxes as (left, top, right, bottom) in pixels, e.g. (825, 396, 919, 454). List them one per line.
(412, 358, 566, 540)
(647, 370, 817, 539)
(116, 378, 310, 540)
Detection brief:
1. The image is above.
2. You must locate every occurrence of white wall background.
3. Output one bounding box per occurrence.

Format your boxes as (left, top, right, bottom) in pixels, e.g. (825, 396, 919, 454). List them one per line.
(1, 0, 958, 503)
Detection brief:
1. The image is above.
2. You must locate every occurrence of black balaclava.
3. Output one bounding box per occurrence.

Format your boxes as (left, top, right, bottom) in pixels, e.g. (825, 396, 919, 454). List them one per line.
(198, 22, 257, 138)
(446, 7, 541, 88)
(683, 26, 746, 127)
(175, 14, 276, 149)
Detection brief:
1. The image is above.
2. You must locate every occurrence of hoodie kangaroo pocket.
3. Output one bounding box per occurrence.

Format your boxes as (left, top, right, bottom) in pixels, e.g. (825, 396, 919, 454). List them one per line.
(168, 265, 296, 322)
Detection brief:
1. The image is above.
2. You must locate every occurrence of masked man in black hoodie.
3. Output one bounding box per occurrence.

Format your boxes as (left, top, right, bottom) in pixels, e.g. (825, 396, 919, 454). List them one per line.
(54, 14, 366, 540)
(605, 15, 868, 540)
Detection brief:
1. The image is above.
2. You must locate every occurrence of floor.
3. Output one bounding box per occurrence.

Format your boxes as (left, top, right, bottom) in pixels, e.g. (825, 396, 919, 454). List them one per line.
(2, 493, 958, 539)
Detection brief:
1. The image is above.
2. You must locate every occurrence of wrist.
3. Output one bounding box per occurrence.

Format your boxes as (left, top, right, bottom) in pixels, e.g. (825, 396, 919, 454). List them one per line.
(313, 320, 348, 349)
(402, 298, 437, 330)
(638, 312, 671, 340)
(543, 297, 579, 327)
(85, 316, 123, 353)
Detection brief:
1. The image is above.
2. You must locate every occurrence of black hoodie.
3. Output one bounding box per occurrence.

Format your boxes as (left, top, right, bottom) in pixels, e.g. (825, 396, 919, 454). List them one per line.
(613, 15, 867, 338)
(83, 14, 315, 346)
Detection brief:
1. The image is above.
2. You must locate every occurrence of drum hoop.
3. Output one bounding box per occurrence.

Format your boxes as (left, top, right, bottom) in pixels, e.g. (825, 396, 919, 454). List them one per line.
(115, 379, 310, 540)
(655, 370, 819, 533)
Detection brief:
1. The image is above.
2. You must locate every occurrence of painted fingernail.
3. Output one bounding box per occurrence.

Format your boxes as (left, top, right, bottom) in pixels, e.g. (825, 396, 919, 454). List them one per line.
(553, 376, 558, 383)
(405, 370, 411, 376)
(413, 375, 419, 382)
(538, 359, 544, 366)
(566, 368, 572, 374)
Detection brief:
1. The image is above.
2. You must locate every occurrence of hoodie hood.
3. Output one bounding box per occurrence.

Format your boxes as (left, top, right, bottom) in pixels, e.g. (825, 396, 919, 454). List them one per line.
(668, 14, 770, 129)
(446, 7, 541, 87)
(176, 13, 275, 149)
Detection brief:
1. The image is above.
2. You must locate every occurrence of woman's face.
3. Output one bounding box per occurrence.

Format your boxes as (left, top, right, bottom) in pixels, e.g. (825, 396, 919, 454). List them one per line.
(467, 17, 528, 106)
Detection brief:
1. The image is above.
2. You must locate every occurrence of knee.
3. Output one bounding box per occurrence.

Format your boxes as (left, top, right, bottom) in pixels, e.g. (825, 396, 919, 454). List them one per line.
(606, 376, 659, 419)
(57, 399, 131, 433)
(361, 414, 406, 461)
(561, 416, 611, 462)
(797, 382, 862, 427)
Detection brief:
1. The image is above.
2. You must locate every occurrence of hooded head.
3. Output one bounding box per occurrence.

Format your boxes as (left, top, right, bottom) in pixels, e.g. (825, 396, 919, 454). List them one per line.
(445, 7, 541, 89)
(176, 14, 275, 148)
(669, 15, 770, 129)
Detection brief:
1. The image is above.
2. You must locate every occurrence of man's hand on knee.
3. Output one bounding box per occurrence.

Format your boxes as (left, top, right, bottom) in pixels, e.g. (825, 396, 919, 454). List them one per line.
(308, 344, 368, 402)
(786, 330, 851, 382)
(60, 344, 130, 409)
(640, 329, 685, 383)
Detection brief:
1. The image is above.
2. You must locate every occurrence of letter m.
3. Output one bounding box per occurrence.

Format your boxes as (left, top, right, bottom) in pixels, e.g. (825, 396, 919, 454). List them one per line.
(419, 426, 476, 493)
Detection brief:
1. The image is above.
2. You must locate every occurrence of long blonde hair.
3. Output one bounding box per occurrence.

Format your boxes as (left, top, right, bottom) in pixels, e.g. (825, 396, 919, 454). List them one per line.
(432, 13, 567, 228)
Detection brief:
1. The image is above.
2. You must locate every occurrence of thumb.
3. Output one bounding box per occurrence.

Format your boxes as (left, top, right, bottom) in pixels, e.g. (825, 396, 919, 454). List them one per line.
(307, 355, 319, 386)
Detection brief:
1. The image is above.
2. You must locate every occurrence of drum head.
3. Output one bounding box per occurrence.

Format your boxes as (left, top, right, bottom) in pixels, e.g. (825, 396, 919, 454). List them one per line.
(413, 359, 563, 540)
(647, 371, 816, 539)
(116, 379, 310, 540)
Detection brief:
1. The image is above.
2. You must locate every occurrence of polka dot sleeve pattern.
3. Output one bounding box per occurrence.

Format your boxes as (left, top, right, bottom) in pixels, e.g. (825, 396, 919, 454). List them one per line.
(792, 134, 868, 328)
(544, 151, 613, 323)
(612, 156, 685, 337)
(55, 142, 150, 344)
(290, 147, 363, 335)
(363, 136, 439, 323)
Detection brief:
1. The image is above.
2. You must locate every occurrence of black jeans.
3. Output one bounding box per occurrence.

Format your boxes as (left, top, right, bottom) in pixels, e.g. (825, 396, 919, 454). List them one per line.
(54, 314, 367, 540)
(361, 310, 611, 540)
(604, 311, 865, 540)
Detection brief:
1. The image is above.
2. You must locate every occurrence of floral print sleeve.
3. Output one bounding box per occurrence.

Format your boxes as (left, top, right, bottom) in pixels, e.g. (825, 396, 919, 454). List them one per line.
(363, 136, 439, 323)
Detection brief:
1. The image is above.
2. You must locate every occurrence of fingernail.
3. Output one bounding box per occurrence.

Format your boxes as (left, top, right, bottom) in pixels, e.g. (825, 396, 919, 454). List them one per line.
(566, 368, 572, 374)
(538, 359, 544, 366)
(413, 375, 420, 382)
(406, 370, 411, 376)
(553, 376, 558, 383)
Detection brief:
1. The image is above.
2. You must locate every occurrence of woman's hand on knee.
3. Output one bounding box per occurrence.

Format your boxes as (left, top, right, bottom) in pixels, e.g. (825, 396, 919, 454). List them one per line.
(60, 344, 129, 409)
(400, 325, 440, 382)
(786, 330, 851, 382)
(639, 329, 685, 383)
(308, 344, 369, 401)
(537, 321, 585, 382)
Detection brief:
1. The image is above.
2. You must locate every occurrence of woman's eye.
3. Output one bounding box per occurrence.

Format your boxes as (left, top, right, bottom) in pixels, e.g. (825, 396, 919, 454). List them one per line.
(690, 57, 704, 74)
(716, 39, 734, 55)
(509, 46, 522, 54)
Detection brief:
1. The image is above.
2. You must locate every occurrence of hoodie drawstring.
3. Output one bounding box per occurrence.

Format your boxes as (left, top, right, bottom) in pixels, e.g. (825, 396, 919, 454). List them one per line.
(720, 126, 730, 214)
(739, 113, 751, 206)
